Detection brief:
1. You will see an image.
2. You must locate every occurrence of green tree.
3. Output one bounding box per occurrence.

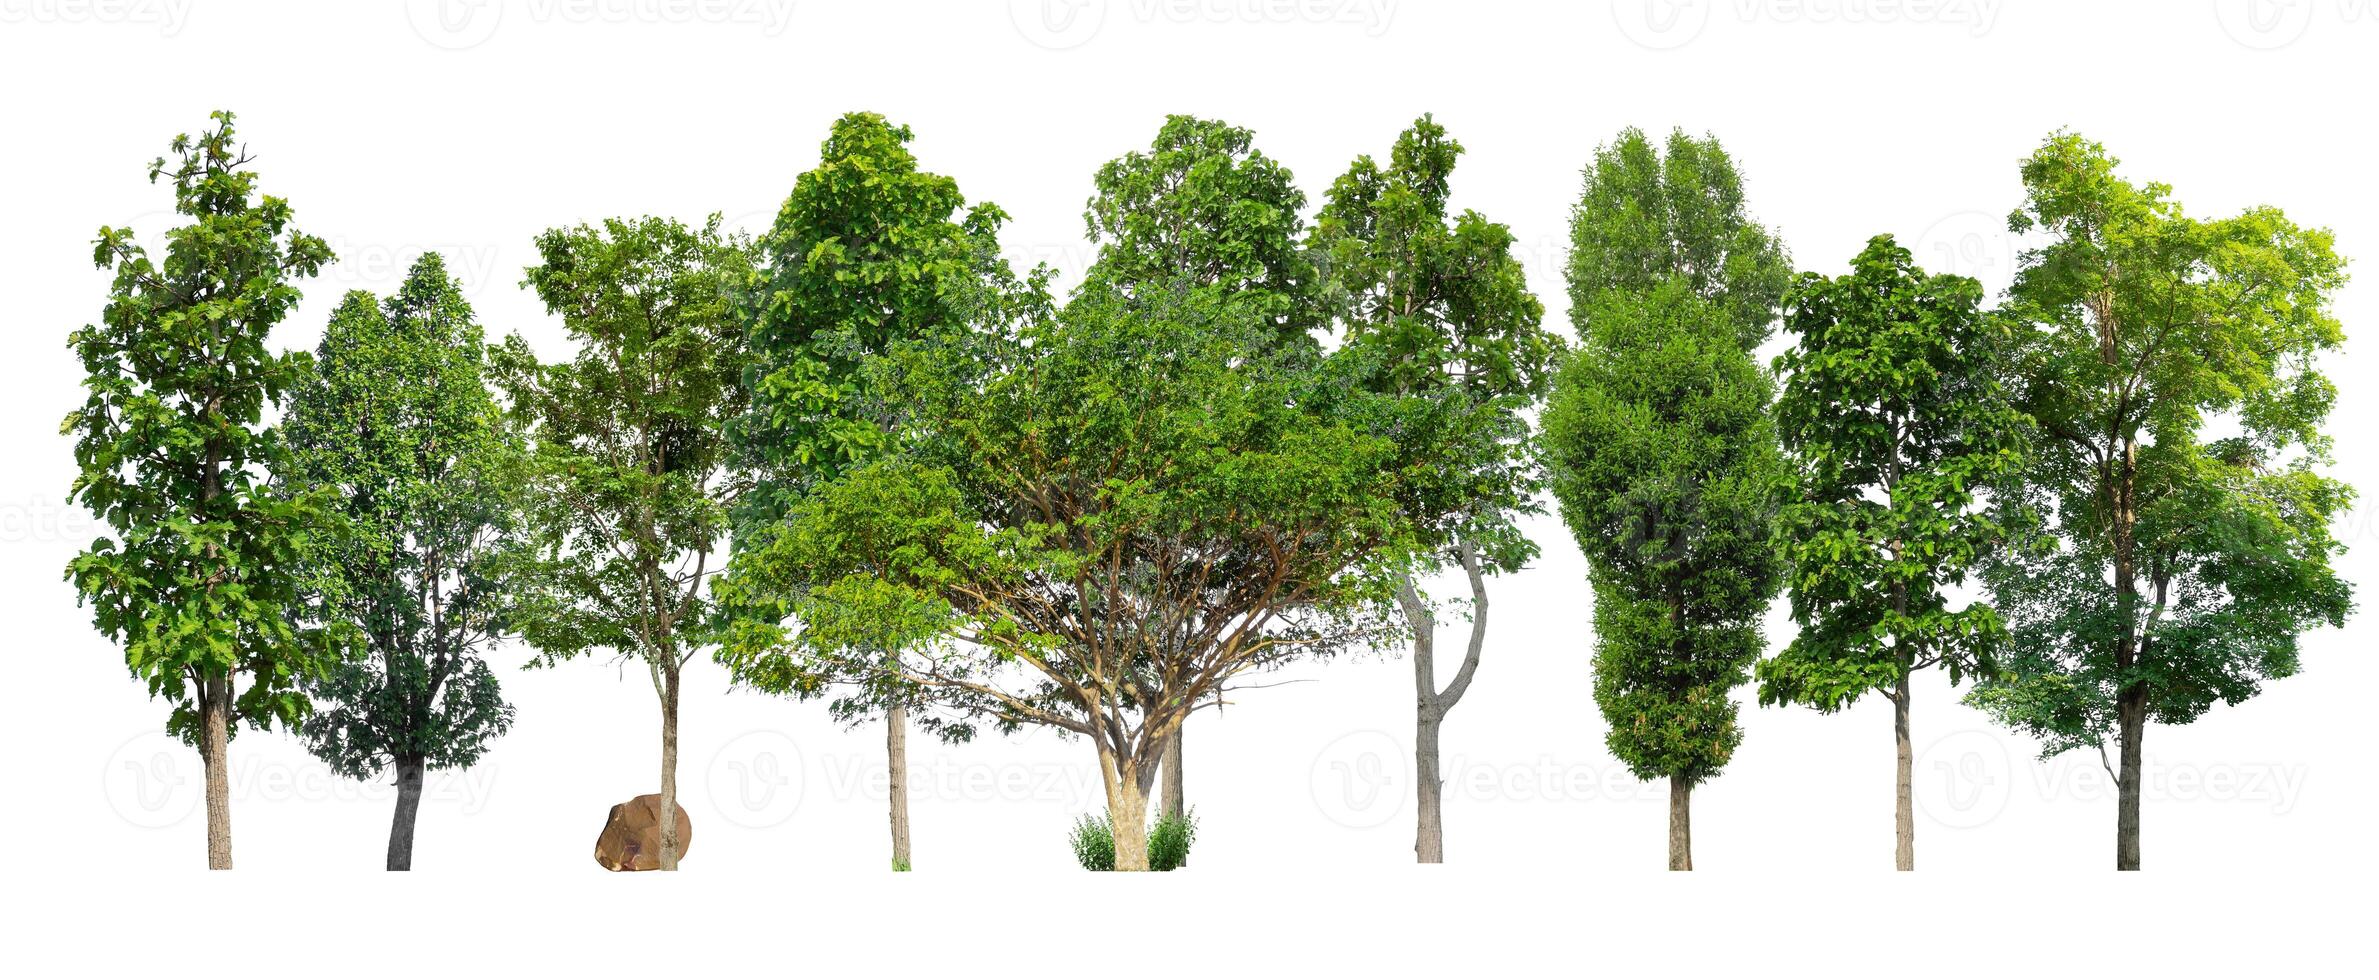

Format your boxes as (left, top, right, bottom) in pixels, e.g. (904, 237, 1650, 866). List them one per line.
(64, 111, 346, 870)
(284, 255, 528, 871)
(1310, 114, 1557, 863)
(1967, 132, 2352, 870)
(1545, 128, 1789, 870)
(721, 111, 1041, 871)
(496, 215, 753, 872)
(1755, 234, 2030, 871)
(719, 283, 1409, 871)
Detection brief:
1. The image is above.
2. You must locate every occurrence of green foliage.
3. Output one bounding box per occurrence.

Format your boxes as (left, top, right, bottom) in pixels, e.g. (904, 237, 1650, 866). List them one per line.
(1068, 808, 1197, 871)
(1069, 812, 1116, 871)
(1757, 235, 2031, 712)
(64, 111, 349, 745)
(1546, 129, 1788, 786)
(283, 254, 525, 779)
(1967, 132, 2353, 755)
(495, 215, 754, 670)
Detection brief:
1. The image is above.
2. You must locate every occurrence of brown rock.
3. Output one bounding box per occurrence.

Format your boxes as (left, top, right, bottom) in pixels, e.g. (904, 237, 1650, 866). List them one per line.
(593, 793, 693, 871)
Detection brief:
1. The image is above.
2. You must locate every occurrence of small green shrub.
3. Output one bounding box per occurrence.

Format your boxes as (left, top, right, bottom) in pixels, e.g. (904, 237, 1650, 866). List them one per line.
(1068, 808, 1199, 871)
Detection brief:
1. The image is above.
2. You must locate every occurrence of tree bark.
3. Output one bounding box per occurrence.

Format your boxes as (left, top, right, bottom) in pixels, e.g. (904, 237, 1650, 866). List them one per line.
(887, 703, 911, 871)
(1667, 777, 1693, 871)
(1415, 710, 1444, 863)
(2116, 687, 2145, 871)
(2112, 439, 2144, 872)
(657, 661, 683, 871)
(199, 678, 233, 871)
(1100, 749, 1152, 872)
(1160, 728, 1184, 819)
(1893, 668, 1914, 872)
(387, 754, 426, 871)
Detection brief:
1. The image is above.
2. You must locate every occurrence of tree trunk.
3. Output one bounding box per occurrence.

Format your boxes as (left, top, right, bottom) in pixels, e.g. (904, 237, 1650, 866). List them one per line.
(2116, 686, 2145, 871)
(1100, 749, 1152, 872)
(387, 754, 426, 871)
(887, 703, 911, 871)
(1893, 669, 1914, 872)
(1667, 777, 1693, 871)
(1415, 710, 1445, 863)
(199, 679, 233, 871)
(657, 662, 683, 871)
(1160, 728, 1184, 819)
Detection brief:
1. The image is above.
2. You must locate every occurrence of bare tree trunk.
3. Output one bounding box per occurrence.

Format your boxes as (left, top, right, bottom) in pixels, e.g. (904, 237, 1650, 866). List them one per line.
(657, 661, 682, 871)
(1893, 668, 1914, 872)
(2116, 687, 2145, 871)
(199, 678, 233, 871)
(1415, 709, 1444, 863)
(1667, 777, 1693, 871)
(887, 703, 911, 871)
(1160, 729, 1184, 819)
(1100, 749, 1152, 872)
(387, 754, 426, 871)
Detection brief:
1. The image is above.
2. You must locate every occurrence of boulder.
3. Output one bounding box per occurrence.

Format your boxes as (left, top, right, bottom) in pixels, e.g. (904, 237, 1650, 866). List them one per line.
(593, 793, 693, 871)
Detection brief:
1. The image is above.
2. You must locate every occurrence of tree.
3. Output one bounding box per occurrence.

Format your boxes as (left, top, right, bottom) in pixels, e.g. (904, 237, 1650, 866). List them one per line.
(721, 111, 1041, 871)
(1310, 114, 1557, 863)
(720, 283, 1409, 871)
(1545, 128, 1789, 870)
(1077, 114, 1326, 823)
(284, 254, 528, 871)
(496, 215, 753, 872)
(64, 111, 346, 870)
(1966, 132, 2352, 870)
(1755, 234, 2029, 871)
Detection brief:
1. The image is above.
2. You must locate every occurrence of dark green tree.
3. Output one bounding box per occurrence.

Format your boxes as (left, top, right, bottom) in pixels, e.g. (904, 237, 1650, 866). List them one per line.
(1310, 114, 1557, 863)
(284, 254, 528, 871)
(496, 215, 754, 872)
(64, 111, 346, 869)
(1545, 127, 1789, 870)
(1755, 234, 2030, 871)
(1967, 132, 2352, 870)
(720, 111, 1042, 871)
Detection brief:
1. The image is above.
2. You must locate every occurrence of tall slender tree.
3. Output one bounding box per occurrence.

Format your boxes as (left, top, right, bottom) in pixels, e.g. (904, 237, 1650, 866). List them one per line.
(721, 111, 1041, 871)
(1545, 127, 1789, 870)
(284, 255, 528, 871)
(1756, 234, 2029, 871)
(497, 215, 753, 872)
(1310, 114, 1557, 863)
(1968, 132, 2352, 870)
(65, 111, 346, 869)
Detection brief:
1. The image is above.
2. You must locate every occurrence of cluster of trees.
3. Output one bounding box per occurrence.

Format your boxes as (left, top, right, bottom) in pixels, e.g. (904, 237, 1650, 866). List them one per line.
(66, 111, 2349, 873)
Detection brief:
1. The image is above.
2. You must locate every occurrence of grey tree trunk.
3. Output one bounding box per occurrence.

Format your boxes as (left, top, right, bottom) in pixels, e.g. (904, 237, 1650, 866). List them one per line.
(657, 662, 683, 871)
(200, 678, 233, 870)
(1667, 777, 1693, 871)
(888, 703, 911, 871)
(1415, 711, 1444, 863)
(1160, 729, 1184, 819)
(1397, 541, 1490, 865)
(2116, 687, 2145, 871)
(1893, 667, 1914, 872)
(387, 755, 426, 871)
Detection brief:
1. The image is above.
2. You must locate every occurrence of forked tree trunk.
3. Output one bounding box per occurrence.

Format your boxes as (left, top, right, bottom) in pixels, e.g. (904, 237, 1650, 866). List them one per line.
(1667, 777, 1692, 871)
(1397, 546, 1489, 866)
(388, 754, 426, 871)
(657, 661, 683, 871)
(2116, 686, 2146, 871)
(1100, 749, 1153, 872)
(888, 704, 911, 871)
(199, 679, 233, 870)
(1893, 666, 1914, 872)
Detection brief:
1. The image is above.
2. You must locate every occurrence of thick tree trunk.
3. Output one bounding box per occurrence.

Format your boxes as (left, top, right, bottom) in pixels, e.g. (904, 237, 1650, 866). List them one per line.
(2116, 687, 2145, 871)
(887, 704, 911, 871)
(1667, 777, 1693, 871)
(1415, 711, 1445, 863)
(1893, 668, 1914, 872)
(387, 754, 426, 871)
(657, 662, 683, 871)
(199, 679, 233, 871)
(1100, 750, 1152, 872)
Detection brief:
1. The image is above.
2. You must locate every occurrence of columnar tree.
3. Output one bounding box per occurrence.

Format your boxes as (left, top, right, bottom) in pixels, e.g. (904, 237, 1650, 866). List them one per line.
(1310, 114, 1557, 863)
(1967, 132, 2351, 870)
(721, 111, 1041, 871)
(1544, 128, 1789, 871)
(1755, 235, 2029, 871)
(65, 111, 346, 869)
(285, 254, 528, 871)
(497, 216, 753, 872)
(720, 283, 1409, 871)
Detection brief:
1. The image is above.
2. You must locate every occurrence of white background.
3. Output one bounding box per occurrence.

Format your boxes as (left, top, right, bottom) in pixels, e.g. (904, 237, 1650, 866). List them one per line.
(2, 1, 2369, 975)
